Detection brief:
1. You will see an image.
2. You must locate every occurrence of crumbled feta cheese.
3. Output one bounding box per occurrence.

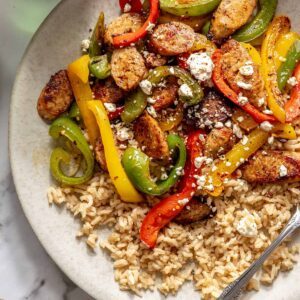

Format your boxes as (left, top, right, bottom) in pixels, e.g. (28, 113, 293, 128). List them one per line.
(279, 164, 288, 177)
(214, 122, 224, 128)
(178, 83, 193, 97)
(225, 120, 232, 128)
(187, 52, 214, 82)
(233, 124, 243, 139)
(262, 109, 273, 115)
(237, 93, 249, 106)
(237, 116, 244, 123)
(194, 157, 205, 168)
(260, 121, 273, 132)
(225, 161, 231, 166)
(287, 76, 298, 87)
(237, 81, 252, 90)
(147, 106, 157, 118)
(169, 67, 175, 75)
(236, 210, 257, 238)
(241, 136, 248, 145)
(258, 98, 265, 107)
(81, 39, 90, 52)
(123, 3, 132, 12)
(199, 134, 205, 142)
(268, 136, 274, 144)
(160, 173, 168, 180)
(205, 184, 214, 191)
(116, 127, 134, 142)
(178, 198, 189, 206)
(139, 80, 153, 95)
(279, 56, 287, 62)
(103, 103, 116, 112)
(147, 97, 156, 104)
(146, 22, 155, 32)
(239, 64, 254, 76)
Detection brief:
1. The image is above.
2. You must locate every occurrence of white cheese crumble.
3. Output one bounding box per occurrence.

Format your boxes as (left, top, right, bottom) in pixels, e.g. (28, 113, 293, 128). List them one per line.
(268, 136, 274, 144)
(103, 103, 116, 112)
(237, 93, 249, 106)
(147, 106, 157, 118)
(237, 116, 244, 123)
(279, 164, 288, 177)
(178, 198, 189, 206)
(237, 81, 252, 90)
(139, 80, 153, 95)
(233, 124, 243, 139)
(260, 121, 273, 132)
(116, 127, 134, 142)
(123, 3, 132, 12)
(178, 83, 193, 98)
(147, 97, 156, 104)
(241, 136, 248, 145)
(214, 122, 224, 128)
(279, 56, 287, 62)
(81, 39, 90, 52)
(186, 52, 214, 82)
(258, 98, 265, 107)
(146, 22, 155, 32)
(262, 109, 273, 115)
(236, 210, 257, 238)
(287, 76, 298, 87)
(239, 64, 254, 76)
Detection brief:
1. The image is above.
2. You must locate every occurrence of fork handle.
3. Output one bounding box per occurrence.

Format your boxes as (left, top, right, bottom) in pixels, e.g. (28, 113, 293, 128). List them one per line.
(218, 209, 300, 300)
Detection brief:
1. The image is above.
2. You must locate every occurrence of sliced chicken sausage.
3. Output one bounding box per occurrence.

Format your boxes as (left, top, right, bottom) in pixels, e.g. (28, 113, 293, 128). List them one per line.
(37, 70, 74, 121)
(92, 78, 125, 103)
(104, 13, 144, 46)
(150, 22, 195, 56)
(242, 150, 300, 183)
(134, 112, 169, 160)
(111, 47, 147, 91)
(211, 0, 257, 40)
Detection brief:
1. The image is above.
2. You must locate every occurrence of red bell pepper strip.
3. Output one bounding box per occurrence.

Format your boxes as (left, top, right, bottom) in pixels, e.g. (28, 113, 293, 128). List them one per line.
(140, 130, 206, 249)
(113, 0, 160, 48)
(285, 63, 300, 123)
(212, 49, 276, 124)
(108, 106, 124, 121)
(119, 0, 143, 13)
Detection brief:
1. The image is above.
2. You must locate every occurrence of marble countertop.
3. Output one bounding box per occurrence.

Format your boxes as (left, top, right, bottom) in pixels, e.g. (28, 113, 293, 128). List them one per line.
(0, 1, 93, 299)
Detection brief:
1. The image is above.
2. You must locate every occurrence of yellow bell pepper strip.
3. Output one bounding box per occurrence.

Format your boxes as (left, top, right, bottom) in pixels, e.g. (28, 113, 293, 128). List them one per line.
(157, 104, 184, 131)
(240, 42, 262, 66)
(205, 128, 269, 197)
(261, 16, 291, 123)
(89, 12, 105, 58)
(274, 31, 300, 70)
(87, 100, 143, 203)
(49, 117, 94, 185)
(272, 123, 297, 140)
(67, 55, 99, 147)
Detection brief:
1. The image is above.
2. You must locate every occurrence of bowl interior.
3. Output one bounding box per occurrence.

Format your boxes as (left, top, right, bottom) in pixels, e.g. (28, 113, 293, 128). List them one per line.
(9, 0, 300, 299)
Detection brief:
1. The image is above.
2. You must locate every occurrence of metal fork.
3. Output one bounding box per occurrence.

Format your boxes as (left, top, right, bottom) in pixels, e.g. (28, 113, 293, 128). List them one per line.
(218, 205, 300, 300)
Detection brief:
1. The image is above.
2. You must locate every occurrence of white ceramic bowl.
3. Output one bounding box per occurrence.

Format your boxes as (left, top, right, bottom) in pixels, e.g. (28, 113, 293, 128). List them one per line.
(9, 0, 300, 299)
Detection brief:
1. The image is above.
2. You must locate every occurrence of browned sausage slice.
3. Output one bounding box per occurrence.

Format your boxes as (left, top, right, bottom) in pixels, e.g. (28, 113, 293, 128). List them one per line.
(184, 90, 232, 130)
(104, 13, 144, 46)
(204, 127, 236, 159)
(221, 39, 266, 108)
(152, 77, 179, 110)
(242, 150, 300, 183)
(134, 112, 169, 160)
(211, 0, 257, 40)
(37, 70, 74, 121)
(150, 22, 195, 56)
(175, 198, 212, 225)
(92, 78, 125, 103)
(142, 51, 167, 69)
(111, 47, 147, 91)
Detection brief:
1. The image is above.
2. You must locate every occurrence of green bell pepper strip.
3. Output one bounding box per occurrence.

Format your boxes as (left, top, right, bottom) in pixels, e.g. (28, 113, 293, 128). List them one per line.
(122, 134, 186, 195)
(159, 0, 221, 17)
(49, 117, 94, 185)
(68, 102, 81, 120)
(89, 55, 111, 79)
(89, 12, 105, 57)
(147, 66, 204, 106)
(277, 40, 300, 91)
(121, 88, 148, 123)
(202, 20, 211, 36)
(233, 0, 278, 43)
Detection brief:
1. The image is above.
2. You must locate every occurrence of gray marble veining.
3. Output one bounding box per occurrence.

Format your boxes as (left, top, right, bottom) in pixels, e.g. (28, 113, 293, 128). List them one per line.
(0, 1, 93, 299)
